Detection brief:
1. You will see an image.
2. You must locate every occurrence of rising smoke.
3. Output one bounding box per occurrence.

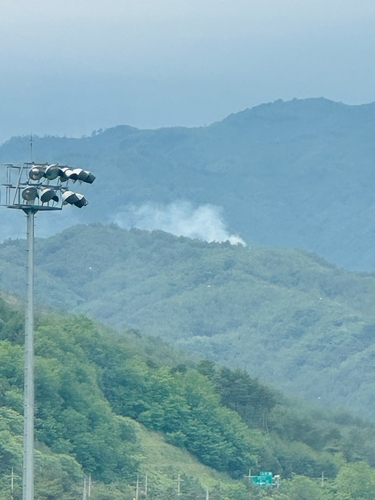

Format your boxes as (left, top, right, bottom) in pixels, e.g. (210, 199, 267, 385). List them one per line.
(113, 201, 246, 246)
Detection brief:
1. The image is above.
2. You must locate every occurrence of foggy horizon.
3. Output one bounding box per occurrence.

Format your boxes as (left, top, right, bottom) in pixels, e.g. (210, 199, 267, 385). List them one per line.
(1, 0, 375, 144)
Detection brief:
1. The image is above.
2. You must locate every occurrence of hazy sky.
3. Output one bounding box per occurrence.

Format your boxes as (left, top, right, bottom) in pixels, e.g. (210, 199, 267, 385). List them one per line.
(1, 0, 375, 143)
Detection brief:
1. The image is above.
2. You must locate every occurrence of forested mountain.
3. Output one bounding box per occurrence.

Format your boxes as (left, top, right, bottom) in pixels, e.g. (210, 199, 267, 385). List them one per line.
(2, 294, 375, 499)
(2, 98, 375, 498)
(1, 98, 375, 270)
(1, 224, 375, 420)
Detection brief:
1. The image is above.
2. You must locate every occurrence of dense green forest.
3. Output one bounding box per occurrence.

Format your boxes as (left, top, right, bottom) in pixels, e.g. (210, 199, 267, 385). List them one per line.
(1, 224, 375, 420)
(2, 98, 375, 270)
(1, 294, 375, 499)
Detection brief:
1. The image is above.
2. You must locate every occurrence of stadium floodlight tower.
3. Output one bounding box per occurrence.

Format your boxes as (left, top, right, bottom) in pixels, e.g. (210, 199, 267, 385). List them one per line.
(1, 162, 95, 500)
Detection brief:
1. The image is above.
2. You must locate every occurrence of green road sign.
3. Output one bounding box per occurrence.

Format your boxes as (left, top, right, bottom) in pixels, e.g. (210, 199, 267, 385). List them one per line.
(251, 471, 274, 487)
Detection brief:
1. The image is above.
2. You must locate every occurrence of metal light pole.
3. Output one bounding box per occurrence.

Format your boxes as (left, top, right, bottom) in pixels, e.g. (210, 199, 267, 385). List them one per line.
(23, 208, 35, 500)
(2, 162, 95, 500)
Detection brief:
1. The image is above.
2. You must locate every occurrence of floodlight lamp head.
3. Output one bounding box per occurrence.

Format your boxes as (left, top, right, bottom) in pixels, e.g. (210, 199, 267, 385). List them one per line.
(76, 170, 95, 184)
(40, 188, 59, 203)
(22, 187, 39, 201)
(29, 166, 46, 181)
(62, 190, 88, 208)
(69, 169, 86, 182)
(59, 167, 75, 182)
(84, 171, 96, 184)
(74, 193, 89, 208)
(44, 164, 61, 181)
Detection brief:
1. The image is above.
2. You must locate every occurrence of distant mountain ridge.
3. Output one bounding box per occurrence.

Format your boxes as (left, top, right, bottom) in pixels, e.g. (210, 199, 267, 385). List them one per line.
(1, 97, 375, 269)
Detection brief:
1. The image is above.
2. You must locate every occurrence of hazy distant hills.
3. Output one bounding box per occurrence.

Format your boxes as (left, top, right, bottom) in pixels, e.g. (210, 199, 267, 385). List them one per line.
(1, 97, 375, 270)
(2, 224, 375, 419)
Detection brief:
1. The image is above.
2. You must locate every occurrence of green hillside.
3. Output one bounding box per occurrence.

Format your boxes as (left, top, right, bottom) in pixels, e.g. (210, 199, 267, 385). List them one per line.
(1, 224, 375, 420)
(1, 98, 375, 269)
(2, 294, 375, 499)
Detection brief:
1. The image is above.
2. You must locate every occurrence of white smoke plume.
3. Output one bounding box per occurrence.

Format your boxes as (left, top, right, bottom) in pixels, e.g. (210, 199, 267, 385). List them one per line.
(113, 201, 246, 246)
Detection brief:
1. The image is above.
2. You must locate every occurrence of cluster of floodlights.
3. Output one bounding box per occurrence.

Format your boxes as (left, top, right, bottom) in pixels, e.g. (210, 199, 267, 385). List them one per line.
(3, 162, 95, 210)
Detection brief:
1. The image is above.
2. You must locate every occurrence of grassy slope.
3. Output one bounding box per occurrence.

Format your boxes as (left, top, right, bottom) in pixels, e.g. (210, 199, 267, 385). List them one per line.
(1, 225, 375, 418)
(133, 420, 232, 492)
